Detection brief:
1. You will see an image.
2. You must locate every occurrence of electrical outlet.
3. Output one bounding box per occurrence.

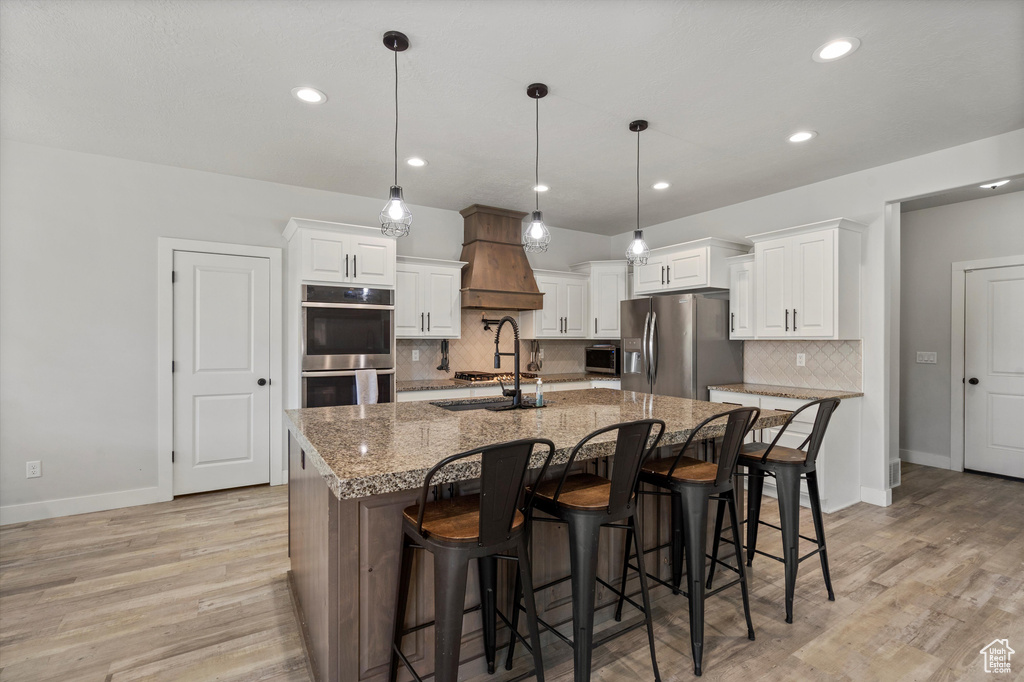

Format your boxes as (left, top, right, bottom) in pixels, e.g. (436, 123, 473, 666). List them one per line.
(916, 351, 937, 364)
(411, 350, 420, 362)
(796, 353, 806, 367)
(26, 461, 41, 478)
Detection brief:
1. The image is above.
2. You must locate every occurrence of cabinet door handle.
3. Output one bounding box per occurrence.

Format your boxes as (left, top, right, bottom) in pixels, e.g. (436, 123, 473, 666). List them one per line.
(345, 255, 349, 278)
(666, 265, 670, 281)
(353, 255, 357, 278)
(595, 318, 598, 335)
(793, 309, 797, 330)
(661, 266, 665, 285)
(427, 312, 430, 332)
(731, 312, 735, 332)
(421, 312, 424, 332)
(785, 309, 789, 332)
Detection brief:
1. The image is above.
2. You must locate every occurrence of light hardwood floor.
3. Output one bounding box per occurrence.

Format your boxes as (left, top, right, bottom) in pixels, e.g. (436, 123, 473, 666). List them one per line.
(2, 464, 1022, 681)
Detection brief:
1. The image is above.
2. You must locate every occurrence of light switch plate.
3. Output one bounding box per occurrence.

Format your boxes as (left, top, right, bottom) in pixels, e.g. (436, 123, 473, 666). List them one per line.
(916, 351, 937, 364)
(411, 350, 420, 362)
(796, 353, 806, 367)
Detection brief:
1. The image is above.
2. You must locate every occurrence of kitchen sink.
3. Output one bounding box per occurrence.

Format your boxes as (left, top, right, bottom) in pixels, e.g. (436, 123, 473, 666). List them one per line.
(430, 399, 549, 412)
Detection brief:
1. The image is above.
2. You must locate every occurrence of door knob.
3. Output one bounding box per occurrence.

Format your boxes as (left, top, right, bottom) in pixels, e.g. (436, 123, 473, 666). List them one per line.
(968, 377, 979, 385)
(258, 378, 267, 386)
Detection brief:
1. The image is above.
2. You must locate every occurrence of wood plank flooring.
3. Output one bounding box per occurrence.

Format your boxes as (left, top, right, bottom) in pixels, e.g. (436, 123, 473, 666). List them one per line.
(2, 463, 1022, 681)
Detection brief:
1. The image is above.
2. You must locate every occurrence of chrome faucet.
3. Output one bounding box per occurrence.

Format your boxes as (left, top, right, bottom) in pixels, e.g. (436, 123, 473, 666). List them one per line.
(493, 316, 523, 408)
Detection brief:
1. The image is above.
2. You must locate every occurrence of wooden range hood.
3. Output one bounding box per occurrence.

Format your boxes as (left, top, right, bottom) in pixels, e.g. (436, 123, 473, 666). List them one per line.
(458, 204, 544, 311)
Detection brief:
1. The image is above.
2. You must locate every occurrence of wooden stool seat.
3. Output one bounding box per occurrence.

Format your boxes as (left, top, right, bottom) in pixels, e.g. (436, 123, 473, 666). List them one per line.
(529, 473, 613, 511)
(642, 455, 717, 482)
(403, 495, 525, 542)
(740, 442, 807, 464)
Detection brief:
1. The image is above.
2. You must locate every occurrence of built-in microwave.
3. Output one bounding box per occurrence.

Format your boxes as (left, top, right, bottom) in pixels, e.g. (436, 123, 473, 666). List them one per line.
(585, 344, 621, 376)
(302, 285, 395, 371)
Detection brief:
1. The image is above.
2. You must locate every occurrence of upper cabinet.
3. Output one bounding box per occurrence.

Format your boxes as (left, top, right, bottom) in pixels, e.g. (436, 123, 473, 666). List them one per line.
(285, 219, 396, 288)
(519, 270, 589, 339)
(571, 261, 628, 339)
(749, 218, 865, 340)
(727, 254, 755, 340)
(633, 238, 750, 295)
(395, 257, 465, 339)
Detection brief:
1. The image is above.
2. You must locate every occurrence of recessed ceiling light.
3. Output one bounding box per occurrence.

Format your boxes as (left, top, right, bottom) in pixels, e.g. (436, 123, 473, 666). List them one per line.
(652, 181, 670, 190)
(291, 86, 326, 104)
(980, 179, 1010, 189)
(406, 157, 427, 167)
(789, 130, 817, 143)
(813, 37, 861, 62)
(533, 184, 549, 192)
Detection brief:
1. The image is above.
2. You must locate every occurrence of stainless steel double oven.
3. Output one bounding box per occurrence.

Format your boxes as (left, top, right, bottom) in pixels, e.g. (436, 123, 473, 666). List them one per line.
(301, 285, 396, 407)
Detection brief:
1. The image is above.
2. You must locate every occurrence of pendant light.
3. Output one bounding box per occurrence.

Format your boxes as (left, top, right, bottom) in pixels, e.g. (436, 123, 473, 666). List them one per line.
(625, 120, 651, 265)
(523, 83, 551, 253)
(380, 31, 412, 237)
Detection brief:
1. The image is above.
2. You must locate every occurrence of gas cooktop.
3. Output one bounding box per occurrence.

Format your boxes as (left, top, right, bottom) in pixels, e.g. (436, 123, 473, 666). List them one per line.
(453, 371, 539, 384)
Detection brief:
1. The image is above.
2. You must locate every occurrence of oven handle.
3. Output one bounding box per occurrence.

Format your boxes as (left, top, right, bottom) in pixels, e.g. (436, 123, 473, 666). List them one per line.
(302, 369, 397, 378)
(302, 302, 395, 310)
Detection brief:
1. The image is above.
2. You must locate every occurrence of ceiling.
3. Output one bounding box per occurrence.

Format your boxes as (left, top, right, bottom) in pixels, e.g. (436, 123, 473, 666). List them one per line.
(2, 0, 1022, 235)
(901, 174, 1023, 212)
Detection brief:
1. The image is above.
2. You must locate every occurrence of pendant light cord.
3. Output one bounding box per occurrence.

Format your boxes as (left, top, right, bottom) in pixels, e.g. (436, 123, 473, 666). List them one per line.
(636, 129, 641, 231)
(535, 97, 540, 211)
(394, 47, 399, 187)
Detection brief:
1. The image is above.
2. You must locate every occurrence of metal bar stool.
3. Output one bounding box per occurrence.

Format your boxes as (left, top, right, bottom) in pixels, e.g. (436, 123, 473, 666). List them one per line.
(389, 438, 557, 682)
(504, 419, 666, 682)
(615, 406, 759, 676)
(711, 397, 839, 624)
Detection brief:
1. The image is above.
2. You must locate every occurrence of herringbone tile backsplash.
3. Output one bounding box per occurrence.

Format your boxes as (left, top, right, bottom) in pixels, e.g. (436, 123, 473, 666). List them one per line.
(397, 309, 596, 381)
(743, 340, 862, 391)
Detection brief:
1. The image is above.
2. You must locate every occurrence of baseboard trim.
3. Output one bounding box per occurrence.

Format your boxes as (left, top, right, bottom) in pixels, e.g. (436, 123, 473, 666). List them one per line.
(860, 486, 892, 507)
(899, 448, 951, 470)
(0, 486, 169, 525)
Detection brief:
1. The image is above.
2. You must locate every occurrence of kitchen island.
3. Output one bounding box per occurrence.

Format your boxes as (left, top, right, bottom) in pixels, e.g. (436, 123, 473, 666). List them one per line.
(285, 388, 789, 682)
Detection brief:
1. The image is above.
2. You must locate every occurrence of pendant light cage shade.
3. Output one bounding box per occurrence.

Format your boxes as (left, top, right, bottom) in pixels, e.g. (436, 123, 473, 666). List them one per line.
(523, 210, 551, 253)
(626, 229, 650, 265)
(380, 186, 412, 237)
(381, 31, 412, 237)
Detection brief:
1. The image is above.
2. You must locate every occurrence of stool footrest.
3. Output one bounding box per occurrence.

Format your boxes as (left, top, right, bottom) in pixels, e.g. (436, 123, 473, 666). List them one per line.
(399, 603, 482, 637)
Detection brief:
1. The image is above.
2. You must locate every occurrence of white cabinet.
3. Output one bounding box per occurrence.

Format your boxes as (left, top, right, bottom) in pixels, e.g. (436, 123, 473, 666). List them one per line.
(519, 270, 589, 339)
(750, 218, 863, 340)
(632, 238, 749, 295)
(708, 389, 862, 513)
(395, 257, 465, 339)
(727, 254, 755, 340)
(571, 261, 628, 339)
(285, 219, 397, 287)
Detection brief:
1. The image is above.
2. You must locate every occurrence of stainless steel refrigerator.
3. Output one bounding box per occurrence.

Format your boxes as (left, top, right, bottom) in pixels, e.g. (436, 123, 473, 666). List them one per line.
(620, 294, 743, 400)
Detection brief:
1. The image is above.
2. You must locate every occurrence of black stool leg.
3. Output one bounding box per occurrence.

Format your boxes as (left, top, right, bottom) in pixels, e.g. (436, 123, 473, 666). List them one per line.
(432, 548, 470, 682)
(477, 556, 498, 674)
(775, 466, 801, 624)
(515, 536, 546, 682)
(389, 535, 415, 682)
(725, 490, 755, 641)
(630, 511, 662, 682)
(745, 469, 765, 567)
(670, 492, 685, 594)
(705, 498, 727, 589)
(614, 520, 634, 622)
(504, 565, 523, 670)
(805, 470, 835, 601)
(680, 489, 709, 676)
(567, 513, 602, 682)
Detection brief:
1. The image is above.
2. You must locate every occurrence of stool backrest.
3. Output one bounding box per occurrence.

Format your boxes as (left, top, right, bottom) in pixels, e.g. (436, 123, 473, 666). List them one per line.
(665, 407, 760, 487)
(548, 419, 665, 515)
(757, 398, 840, 466)
(415, 438, 556, 546)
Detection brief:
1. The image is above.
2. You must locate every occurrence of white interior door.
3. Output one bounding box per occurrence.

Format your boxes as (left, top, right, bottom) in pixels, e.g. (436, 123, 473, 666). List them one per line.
(173, 251, 271, 495)
(964, 265, 1024, 478)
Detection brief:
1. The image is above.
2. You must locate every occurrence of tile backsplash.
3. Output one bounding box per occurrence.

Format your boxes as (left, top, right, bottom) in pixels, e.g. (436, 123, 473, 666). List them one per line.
(397, 309, 597, 381)
(743, 340, 862, 391)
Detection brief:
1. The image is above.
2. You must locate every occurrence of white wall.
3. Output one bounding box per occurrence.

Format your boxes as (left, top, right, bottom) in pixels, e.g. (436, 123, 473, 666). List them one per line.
(611, 128, 1024, 505)
(0, 140, 612, 523)
(899, 191, 1024, 468)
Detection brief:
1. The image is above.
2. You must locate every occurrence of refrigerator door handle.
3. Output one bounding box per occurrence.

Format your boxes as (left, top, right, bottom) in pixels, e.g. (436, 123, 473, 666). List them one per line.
(642, 311, 651, 385)
(650, 311, 658, 385)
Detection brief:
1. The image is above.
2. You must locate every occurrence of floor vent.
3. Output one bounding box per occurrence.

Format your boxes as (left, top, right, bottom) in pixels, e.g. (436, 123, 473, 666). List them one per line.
(889, 459, 902, 488)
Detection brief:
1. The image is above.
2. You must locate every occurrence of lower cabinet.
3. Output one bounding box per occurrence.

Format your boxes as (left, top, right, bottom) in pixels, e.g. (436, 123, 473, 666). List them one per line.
(709, 390, 862, 513)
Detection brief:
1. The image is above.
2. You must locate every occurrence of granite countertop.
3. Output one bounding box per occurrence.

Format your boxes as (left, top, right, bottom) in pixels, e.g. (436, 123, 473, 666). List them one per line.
(396, 373, 619, 392)
(285, 388, 790, 501)
(708, 383, 864, 400)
